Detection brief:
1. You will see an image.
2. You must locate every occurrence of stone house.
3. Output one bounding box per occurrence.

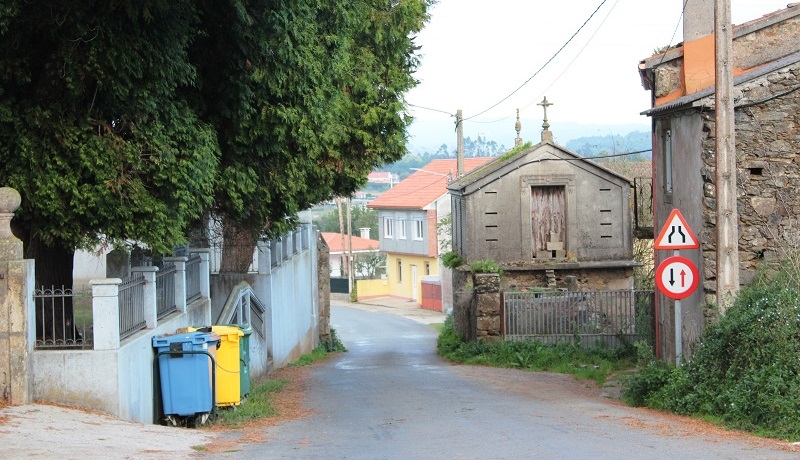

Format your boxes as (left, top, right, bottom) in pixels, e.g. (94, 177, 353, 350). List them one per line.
(638, 2, 800, 360)
(447, 112, 637, 292)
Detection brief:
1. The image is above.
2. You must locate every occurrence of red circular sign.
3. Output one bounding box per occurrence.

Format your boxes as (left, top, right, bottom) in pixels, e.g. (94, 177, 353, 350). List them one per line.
(655, 256, 699, 300)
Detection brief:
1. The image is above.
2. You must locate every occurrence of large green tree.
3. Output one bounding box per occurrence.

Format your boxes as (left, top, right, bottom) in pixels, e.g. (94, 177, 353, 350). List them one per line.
(191, 0, 430, 272)
(0, 1, 430, 335)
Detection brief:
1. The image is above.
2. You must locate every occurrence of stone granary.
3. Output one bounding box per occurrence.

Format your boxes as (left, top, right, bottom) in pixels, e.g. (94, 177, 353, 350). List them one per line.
(638, 2, 800, 361)
(447, 100, 638, 292)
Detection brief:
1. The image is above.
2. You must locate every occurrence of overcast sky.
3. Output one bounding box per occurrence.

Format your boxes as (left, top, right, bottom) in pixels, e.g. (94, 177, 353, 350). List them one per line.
(405, 0, 793, 133)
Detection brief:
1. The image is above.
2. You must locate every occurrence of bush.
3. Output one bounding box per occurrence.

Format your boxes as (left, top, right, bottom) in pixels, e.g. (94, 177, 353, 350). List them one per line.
(441, 251, 465, 269)
(470, 259, 503, 276)
(622, 270, 800, 440)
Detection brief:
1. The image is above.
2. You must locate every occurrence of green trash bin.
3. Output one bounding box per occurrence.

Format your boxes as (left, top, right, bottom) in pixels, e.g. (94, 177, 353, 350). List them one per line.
(239, 324, 253, 398)
(224, 324, 252, 399)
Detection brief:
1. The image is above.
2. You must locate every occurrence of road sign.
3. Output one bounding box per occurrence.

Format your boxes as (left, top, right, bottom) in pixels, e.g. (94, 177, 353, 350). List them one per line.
(654, 208, 699, 250)
(656, 256, 699, 300)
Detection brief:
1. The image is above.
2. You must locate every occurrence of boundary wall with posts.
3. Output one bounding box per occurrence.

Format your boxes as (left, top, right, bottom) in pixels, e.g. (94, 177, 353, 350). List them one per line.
(32, 251, 213, 424)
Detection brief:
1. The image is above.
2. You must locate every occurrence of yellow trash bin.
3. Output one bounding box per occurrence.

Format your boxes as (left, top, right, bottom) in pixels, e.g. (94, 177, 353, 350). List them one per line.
(210, 325, 244, 407)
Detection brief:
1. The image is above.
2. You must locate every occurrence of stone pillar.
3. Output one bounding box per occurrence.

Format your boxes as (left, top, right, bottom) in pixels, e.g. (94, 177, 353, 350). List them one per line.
(317, 232, 331, 342)
(474, 273, 502, 342)
(452, 268, 474, 342)
(132, 266, 159, 329)
(164, 256, 187, 313)
(91, 279, 122, 351)
(0, 187, 34, 404)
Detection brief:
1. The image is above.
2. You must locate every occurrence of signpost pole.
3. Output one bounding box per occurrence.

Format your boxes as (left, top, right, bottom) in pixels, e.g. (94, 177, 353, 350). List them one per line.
(655, 209, 699, 366)
(674, 248, 682, 365)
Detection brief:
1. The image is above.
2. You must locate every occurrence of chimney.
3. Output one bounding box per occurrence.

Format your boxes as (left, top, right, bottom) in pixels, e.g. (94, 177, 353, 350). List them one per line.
(682, 0, 716, 94)
(359, 227, 370, 239)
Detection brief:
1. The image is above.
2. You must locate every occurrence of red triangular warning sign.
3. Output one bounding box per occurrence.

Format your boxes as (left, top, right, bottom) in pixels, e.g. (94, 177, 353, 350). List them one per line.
(654, 208, 699, 250)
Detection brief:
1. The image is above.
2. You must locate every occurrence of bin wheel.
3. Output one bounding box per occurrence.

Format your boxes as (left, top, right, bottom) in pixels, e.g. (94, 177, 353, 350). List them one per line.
(165, 415, 178, 427)
(198, 412, 211, 426)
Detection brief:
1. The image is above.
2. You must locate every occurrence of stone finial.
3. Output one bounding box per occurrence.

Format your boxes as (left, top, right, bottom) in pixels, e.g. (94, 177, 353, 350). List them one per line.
(514, 109, 522, 147)
(537, 96, 554, 143)
(0, 186, 23, 260)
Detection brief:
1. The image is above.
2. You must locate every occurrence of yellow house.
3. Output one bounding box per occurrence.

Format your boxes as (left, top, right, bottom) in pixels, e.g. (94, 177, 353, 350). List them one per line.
(364, 158, 491, 305)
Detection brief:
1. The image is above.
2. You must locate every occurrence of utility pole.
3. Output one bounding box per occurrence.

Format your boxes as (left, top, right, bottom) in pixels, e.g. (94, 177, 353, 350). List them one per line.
(336, 197, 347, 278)
(346, 197, 354, 295)
(456, 109, 464, 177)
(715, 0, 739, 314)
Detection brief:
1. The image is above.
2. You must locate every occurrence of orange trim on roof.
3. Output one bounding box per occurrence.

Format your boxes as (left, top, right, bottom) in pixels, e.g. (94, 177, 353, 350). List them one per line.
(367, 158, 492, 210)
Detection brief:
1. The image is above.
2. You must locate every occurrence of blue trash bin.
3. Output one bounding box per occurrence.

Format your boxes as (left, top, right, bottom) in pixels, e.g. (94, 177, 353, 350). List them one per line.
(153, 331, 220, 418)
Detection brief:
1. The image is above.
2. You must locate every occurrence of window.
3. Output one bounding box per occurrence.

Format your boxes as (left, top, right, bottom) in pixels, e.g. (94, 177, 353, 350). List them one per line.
(414, 220, 424, 240)
(397, 259, 403, 282)
(384, 218, 394, 238)
(397, 219, 407, 240)
(425, 261, 430, 275)
(664, 128, 673, 194)
(531, 186, 566, 258)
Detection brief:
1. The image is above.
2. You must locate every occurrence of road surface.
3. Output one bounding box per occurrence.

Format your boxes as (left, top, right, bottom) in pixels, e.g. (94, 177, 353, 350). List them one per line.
(205, 303, 798, 459)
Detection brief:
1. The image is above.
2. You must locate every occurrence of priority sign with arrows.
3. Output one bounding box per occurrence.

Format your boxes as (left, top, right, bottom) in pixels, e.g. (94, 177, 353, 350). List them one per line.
(655, 255, 699, 299)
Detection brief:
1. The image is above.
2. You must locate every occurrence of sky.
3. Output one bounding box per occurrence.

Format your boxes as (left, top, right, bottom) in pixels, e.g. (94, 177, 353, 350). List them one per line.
(405, 0, 793, 145)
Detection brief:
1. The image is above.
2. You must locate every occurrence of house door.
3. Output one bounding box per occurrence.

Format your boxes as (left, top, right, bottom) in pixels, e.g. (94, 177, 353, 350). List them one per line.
(411, 265, 418, 301)
(531, 186, 566, 257)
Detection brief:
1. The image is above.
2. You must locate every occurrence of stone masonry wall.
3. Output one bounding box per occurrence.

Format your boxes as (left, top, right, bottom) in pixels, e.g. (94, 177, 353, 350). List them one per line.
(473, 273, 501, 341)
(699, 62, 800, 304)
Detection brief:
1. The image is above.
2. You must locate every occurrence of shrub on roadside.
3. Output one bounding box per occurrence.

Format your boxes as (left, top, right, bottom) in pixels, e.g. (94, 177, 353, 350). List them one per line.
(622, 270, 800, 440)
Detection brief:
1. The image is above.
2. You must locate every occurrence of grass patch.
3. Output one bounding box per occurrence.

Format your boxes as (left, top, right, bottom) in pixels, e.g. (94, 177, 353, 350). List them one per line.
(437, 314, 635, 385)
(213, 378, 286, 427)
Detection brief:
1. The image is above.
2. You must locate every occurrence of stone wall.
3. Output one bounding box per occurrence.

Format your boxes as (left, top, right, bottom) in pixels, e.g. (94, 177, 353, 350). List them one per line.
(698, 62, 800, 304)
(473, 273, 501, 341)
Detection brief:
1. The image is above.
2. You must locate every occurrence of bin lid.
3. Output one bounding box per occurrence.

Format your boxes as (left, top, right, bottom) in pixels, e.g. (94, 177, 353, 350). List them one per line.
(221, 323, 253, 336)
(152, 331, 220, 347)
(211, 324, 244, 339)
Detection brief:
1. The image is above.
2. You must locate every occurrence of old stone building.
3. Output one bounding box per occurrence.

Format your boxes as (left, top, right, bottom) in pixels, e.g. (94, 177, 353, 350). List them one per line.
(447, 102, 637, 293)
(638, 2, 800, 361)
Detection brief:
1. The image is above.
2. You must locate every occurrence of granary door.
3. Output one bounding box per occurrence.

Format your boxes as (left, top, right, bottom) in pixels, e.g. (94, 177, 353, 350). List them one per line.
(531, 186, 565, 257)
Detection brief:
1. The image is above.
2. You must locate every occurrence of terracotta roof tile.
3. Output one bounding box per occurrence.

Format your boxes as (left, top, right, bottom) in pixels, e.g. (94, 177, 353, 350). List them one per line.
(367, 158, 492, 210)
(321, 232, 379, 252)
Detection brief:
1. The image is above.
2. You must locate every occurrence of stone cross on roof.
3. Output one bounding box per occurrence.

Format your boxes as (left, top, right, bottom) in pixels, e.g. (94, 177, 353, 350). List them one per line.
(537, 96, 553, 142)
(514, 109, 522, 147)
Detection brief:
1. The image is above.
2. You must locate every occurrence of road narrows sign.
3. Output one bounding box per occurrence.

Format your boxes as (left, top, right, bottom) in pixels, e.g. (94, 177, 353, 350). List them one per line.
(654, 208, 699, 250)
(656, 255, 699, 300)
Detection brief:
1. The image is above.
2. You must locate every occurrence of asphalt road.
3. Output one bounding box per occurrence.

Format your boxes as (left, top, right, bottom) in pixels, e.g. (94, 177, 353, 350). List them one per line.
(206, 303, 799, 459)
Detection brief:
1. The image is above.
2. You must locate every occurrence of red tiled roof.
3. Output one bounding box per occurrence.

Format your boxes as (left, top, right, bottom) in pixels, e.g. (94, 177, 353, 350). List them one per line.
(321, 232, 379, 252)
(367, 158, 492, 210)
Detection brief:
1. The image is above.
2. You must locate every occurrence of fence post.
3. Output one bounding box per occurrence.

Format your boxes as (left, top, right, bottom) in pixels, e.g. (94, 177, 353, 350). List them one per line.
(91, 278, 122, 351)
(132, 266, 159, 329)
(257, 240, 271, 275)
(190, 249, 211, 299)
(164, 256, 188, 313)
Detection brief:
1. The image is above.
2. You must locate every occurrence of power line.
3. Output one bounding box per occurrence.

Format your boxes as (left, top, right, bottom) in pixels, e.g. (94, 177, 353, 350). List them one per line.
(469, 0, 622, 127)
(463, 0, 610, 122)
(407, 103, 454, 117)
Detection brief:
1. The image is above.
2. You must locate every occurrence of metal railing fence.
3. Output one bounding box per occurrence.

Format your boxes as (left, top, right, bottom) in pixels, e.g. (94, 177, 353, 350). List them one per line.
(156, 263, 177, 318)
(186, 254, 202, 302)
(119, 273, 147, 340)
(503, 290, 655, 349)
(33, 287, 93, 349)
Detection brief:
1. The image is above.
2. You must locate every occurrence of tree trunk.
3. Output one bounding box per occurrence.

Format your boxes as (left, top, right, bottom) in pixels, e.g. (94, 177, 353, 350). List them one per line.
(219, 218, 259, 274)
(20, 227, 77, 343)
